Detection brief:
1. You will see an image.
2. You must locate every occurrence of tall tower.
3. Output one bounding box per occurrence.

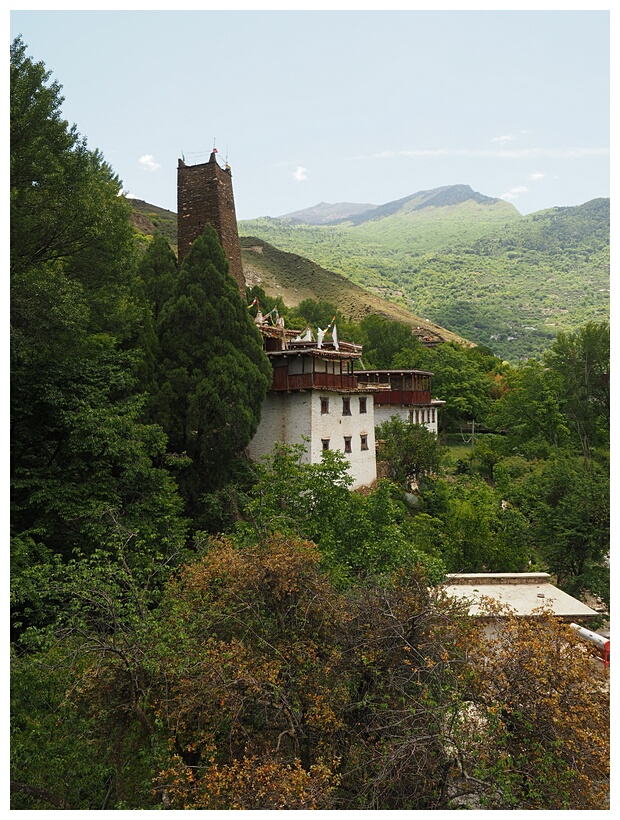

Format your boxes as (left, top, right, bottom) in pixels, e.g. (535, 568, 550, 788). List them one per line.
(177, 152, 246, 296)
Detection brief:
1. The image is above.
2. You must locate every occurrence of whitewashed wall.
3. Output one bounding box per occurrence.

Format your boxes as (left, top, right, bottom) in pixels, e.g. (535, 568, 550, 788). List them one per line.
(248, 390, 377, 488)
(309, 392, 377, 488)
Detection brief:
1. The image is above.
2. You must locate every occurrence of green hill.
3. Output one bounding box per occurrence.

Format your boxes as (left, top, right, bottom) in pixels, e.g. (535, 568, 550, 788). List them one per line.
(239, 188, 609, 361)
(240, 236, 471, 346)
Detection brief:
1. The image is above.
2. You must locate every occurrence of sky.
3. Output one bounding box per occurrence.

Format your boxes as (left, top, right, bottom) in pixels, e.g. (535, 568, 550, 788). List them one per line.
(9, 6, 611, 221)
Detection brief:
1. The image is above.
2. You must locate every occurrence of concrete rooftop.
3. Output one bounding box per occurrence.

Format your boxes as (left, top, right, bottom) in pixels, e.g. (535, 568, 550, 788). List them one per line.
(443, 573, 598, 619)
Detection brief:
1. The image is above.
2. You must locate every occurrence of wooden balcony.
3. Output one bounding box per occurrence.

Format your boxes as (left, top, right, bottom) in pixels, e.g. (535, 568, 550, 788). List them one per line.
(271, 369, 359, 392)
(374, 389, 431, 406)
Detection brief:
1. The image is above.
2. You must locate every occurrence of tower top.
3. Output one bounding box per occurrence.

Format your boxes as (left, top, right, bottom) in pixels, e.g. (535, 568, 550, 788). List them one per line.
(177, 153, 245, 295)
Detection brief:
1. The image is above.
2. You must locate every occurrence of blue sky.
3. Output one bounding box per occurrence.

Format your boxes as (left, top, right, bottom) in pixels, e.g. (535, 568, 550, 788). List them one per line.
(10, 8, 610, 220)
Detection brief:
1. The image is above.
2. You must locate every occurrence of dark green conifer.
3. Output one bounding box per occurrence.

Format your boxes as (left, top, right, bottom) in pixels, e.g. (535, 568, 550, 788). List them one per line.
(156, 225, 272, 507)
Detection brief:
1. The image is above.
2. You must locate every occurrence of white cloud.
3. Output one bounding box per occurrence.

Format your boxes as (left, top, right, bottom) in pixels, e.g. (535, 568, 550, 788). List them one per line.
(491, 135, 514, 144)
(500, 186, 529, 201)
(292, 166, 308, 182)
(529, 171, 545, 181)
(139, 154, 161, 172)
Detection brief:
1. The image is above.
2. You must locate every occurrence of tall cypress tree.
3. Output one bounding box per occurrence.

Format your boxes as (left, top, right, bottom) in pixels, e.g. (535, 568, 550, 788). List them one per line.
(156, 225, 272, 507)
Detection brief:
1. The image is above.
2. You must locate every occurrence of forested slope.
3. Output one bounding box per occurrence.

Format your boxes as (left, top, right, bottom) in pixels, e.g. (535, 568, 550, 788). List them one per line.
(129, 198, 473, 346)
(239, 193, 609, 361)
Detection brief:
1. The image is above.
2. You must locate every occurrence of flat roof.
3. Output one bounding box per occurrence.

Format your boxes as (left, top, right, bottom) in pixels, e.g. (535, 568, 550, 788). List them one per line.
(267, 348, 363, 361)
(444, 573, 598, 618)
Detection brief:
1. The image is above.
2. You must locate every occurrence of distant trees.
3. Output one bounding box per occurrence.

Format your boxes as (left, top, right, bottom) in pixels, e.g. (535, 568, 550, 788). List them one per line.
(358, 314, 426, 368)
(545, 321, 610, 459)
(489, 321, 609, 460)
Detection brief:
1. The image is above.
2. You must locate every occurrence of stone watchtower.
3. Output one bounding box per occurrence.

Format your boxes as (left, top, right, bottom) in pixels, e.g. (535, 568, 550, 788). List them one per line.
(177, 152, 246, 297)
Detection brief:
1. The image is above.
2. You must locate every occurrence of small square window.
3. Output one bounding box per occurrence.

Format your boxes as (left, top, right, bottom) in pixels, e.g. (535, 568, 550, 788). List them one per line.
(360, 434, 368, 451)
(359, 397, 367, 414)
(342, 397, 351, 416)
(321, 397, 329, 414)
(344, 436, 352, 453)
(322, 438, 330, 451)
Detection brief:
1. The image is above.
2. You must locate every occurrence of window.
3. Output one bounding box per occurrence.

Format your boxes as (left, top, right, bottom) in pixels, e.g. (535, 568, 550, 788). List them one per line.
(321, 397, 329, 414)
(322, 438, 330, 451)
(431, 407, 436, 423)
(359, 396, 367, 414)
(415, 408, 419, 424)
(344, 436, 352, 453)
(360, 434, 368, 451)
(342, 397, 351, 416)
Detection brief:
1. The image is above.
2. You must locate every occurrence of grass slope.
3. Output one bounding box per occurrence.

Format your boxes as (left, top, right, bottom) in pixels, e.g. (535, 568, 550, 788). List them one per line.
(240, 236, 471, 345)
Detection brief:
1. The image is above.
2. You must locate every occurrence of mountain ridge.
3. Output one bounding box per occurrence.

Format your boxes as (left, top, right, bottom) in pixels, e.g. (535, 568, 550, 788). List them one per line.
(130, 184, 609, 361)
(275, 184, 517, 227)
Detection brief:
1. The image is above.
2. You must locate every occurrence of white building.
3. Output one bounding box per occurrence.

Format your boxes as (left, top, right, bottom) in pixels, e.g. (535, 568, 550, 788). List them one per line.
(248, 321, 445, 489)
(248, 323, 381, 489)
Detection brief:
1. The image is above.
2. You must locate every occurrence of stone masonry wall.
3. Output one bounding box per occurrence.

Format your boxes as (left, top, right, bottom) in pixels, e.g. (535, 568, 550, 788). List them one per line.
(177, 153, 246, 296)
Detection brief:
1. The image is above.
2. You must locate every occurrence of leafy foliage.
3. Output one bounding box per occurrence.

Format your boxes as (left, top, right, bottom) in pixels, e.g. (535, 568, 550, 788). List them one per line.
(13, 536, 608, 810)
(376, 416, 445, 486)
(544, 321, 610, 459)
(240, 443, 446, 583)
(10, 37, 609, 812)
(10, 37, 187, 599)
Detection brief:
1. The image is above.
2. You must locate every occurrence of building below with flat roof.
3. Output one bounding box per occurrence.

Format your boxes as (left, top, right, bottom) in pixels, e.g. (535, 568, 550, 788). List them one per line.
(443, 573, 598, 621)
